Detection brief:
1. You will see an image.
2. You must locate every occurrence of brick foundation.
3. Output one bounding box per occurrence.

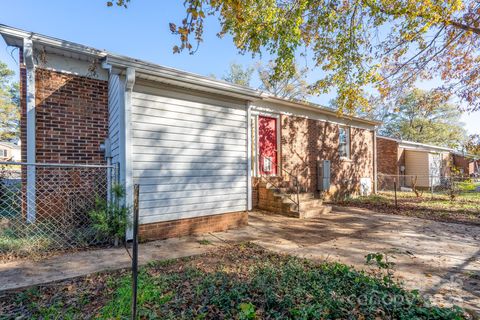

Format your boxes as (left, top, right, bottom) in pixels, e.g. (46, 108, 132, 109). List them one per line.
(138, 211, 248, 241)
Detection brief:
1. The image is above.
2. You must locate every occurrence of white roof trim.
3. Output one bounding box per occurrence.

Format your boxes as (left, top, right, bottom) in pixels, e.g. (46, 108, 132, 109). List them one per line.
(377, 136, 454, 153)
(0, 24, 379, 127)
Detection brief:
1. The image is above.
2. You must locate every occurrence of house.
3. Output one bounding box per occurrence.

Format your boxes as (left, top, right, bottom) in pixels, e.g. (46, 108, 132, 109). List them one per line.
(376, 136, 453, 188)
(451, 152, 480, 177)
(0, 25, 378, 240)
(470, 159, 480, 177)
(0, 140, 21, 161)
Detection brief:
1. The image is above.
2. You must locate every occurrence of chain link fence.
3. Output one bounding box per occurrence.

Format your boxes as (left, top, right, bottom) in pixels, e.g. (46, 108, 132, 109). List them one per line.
(377, 173, 479, 196)
(0, 162, 118, 259)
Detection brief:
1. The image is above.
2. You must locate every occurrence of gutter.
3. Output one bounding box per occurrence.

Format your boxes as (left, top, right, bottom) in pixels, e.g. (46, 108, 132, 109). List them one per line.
(105, 55, 260, 100)
(377, 135, 454, 153)
(262, 96, 381, 127)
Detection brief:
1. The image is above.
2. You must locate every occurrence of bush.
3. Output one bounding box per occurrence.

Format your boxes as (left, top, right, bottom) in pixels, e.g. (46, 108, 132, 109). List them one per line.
(89, 184, 129, 245)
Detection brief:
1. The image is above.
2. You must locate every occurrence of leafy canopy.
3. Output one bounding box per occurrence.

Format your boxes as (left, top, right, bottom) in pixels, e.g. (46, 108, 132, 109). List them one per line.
(220, 61, 310, 100)
(377, 89, 467, 148)
(222, 62, 254, 86)
(0, 61, 19, 141)
(464, 134, 480, 156)
(257, 62, 310, 101)
(110, 0, 480, 112)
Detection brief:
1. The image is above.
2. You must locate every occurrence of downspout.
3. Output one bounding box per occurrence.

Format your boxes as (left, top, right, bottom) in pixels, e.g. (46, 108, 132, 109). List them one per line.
(373, 128, 378, 194)
(101, 61, 113, 203)
(124, 67, 135, 240)
(246, 102, 252, 211)
(24, 38, 36, 222)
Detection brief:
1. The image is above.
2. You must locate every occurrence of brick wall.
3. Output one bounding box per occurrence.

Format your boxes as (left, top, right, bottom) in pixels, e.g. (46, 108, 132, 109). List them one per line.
(20, 65, 108, 164)
(138, 211, 248, 241)
(452, 154, 470, 176)
(376, 137, 399, 175)
(20, 64, 109, 220)
(280, 115, 374, 199)
(34, 68, 108, 163)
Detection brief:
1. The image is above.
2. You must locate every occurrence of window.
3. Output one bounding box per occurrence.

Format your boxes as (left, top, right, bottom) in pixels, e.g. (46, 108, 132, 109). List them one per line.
(338, 127, 350, 158)
(1, 149, 7, 157)
(263, 156, 272, 173)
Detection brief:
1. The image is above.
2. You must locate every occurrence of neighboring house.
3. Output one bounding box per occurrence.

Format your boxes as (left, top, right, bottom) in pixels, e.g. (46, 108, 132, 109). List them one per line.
(376, 136, 453, 188)
(0, 141, 21, 161)
(470, 159, 480, 177)
(0, 25, 378, 240)
(452, 152, 480, 177)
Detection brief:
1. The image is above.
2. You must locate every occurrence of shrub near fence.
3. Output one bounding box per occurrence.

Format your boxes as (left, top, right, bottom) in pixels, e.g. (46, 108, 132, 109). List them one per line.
(0, 162, 118, 259)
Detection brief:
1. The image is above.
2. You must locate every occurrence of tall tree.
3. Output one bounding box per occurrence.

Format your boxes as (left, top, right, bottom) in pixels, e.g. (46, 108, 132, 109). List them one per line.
(0, 61, 19, 141)
(464, 134, 480, 156)
(378, 89, 466, 148)
(110, 1, 480, 113)
(222, 62, 253, 87)
(257, 62, 309, 101)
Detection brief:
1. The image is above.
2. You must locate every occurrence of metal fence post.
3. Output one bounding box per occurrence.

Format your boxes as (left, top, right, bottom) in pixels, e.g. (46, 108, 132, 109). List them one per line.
(131, 184, 139, 320)
(393, 177, 398, 208)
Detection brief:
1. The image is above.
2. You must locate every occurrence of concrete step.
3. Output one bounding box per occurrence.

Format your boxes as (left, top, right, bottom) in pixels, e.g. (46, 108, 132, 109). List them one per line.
(273, 192, 315, 202)
(284, 199, 324, 212)
(300, 205, 332, 219)
(298, 198, 324, 209)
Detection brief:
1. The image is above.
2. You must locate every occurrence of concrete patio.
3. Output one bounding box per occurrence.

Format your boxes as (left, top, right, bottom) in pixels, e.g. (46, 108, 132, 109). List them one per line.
(1, 209, 479, 314)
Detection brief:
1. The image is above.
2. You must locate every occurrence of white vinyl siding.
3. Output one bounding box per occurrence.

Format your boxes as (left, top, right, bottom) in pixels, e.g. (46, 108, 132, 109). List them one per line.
(108, 74, 123, 166)
(131, 83, 248, 224)
(404, 150, 439, 187)
(428, 153, 442, 186)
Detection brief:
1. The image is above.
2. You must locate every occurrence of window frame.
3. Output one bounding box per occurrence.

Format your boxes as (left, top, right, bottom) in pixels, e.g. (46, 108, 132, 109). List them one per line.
(338, 126, 351, 159)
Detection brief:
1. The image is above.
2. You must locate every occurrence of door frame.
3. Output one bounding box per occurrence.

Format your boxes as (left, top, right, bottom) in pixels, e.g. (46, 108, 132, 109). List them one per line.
(251, 111, 281, 177)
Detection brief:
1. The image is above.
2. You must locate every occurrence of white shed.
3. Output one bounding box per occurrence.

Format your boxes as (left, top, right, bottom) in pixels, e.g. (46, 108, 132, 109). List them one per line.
(404, 150, 444, 188)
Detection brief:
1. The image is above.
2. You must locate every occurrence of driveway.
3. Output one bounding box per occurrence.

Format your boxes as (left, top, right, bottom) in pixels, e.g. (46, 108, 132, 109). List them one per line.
(1, 209, 479, 314)
(228, 210, 480, 314)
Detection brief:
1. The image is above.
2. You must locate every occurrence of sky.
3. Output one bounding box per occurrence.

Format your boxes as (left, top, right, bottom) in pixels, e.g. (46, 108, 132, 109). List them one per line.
(0, 0, 479, 135)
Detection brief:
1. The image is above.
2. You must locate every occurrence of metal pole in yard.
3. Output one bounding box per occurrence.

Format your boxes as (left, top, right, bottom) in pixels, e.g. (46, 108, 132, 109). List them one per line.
(393, 177, 398, 208)
(131, 184, 139, 320)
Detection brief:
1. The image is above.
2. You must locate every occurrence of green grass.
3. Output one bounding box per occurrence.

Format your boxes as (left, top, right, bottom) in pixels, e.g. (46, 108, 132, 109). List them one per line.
(0, 220, 103, 260)
(457, 180, 480, 192)
(3, 244, 466, 319)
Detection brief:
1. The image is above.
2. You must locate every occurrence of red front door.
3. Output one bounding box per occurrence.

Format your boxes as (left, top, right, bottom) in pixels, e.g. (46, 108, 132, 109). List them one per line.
(258, 116, 278, 175)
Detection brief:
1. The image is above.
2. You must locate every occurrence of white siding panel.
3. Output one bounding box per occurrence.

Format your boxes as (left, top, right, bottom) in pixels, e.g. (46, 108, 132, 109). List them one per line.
(133, 138, 244, 150)
(133, 131, 243, 146)
(133, 125, 246, 140)
(132, 112, 245, 128)
(134, 146, 246, 157)
(133, 99, 246, 121)
(405, 150, 430, 187)
(140, 188, 245, 200)
(108, 74, 123, 167)
(132, 87, 248, 223)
